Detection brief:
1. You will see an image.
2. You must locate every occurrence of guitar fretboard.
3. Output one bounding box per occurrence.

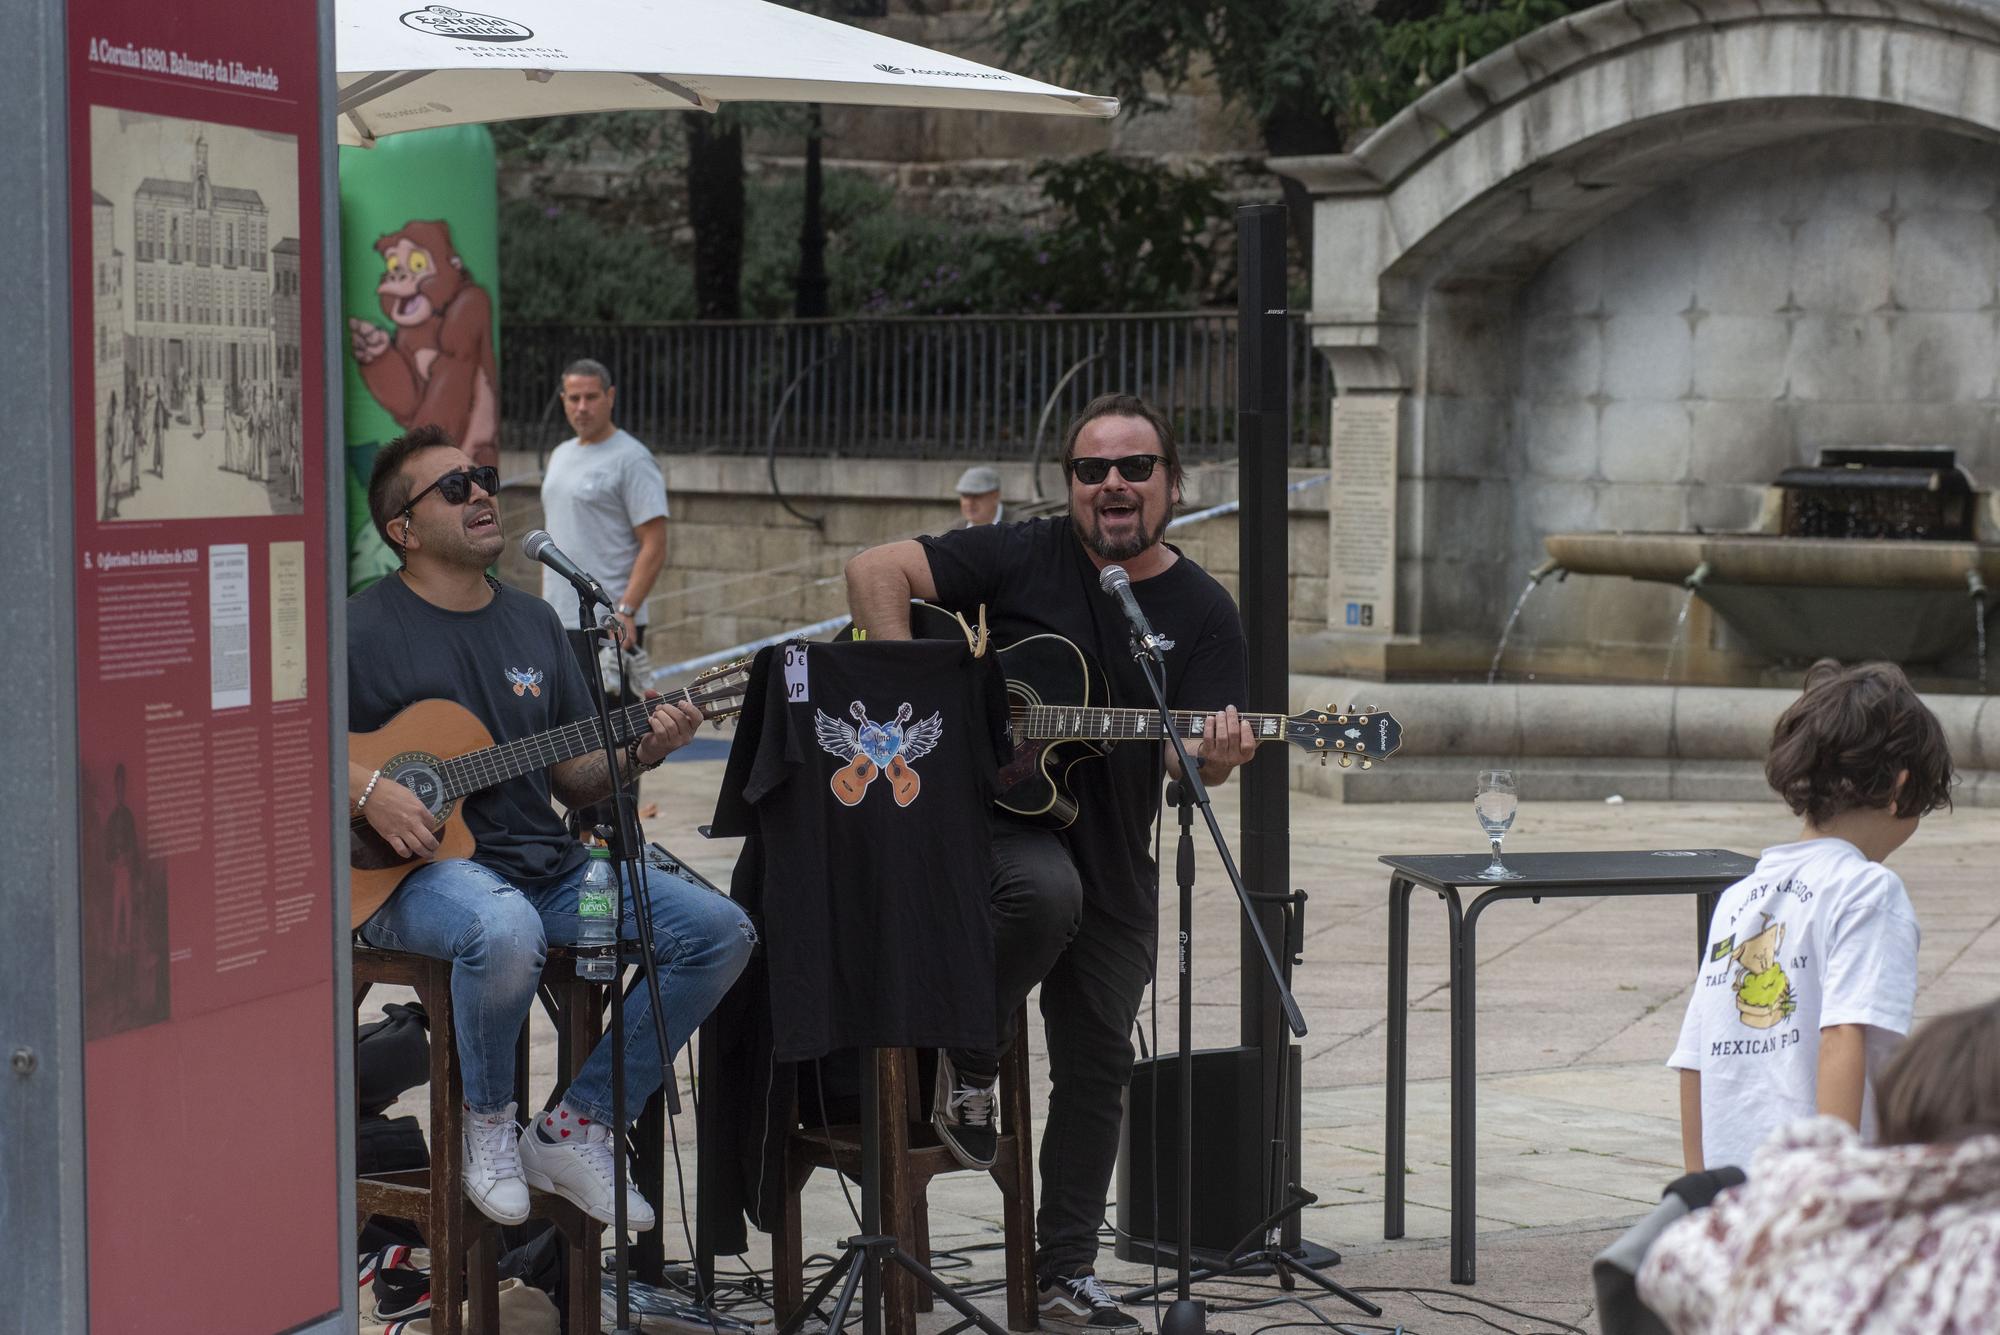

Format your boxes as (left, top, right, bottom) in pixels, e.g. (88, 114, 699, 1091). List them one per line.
(1011, 705, 1288, 743)
(436, 694, 669, 801)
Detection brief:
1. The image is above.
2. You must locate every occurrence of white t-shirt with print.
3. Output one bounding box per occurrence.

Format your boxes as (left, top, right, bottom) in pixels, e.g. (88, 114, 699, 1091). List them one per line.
(539, 427, 669, 629)
(1668, 837, 1918, 1172)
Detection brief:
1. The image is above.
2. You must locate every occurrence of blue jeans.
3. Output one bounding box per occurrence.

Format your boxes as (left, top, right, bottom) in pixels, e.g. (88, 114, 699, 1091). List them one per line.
(358, 856, 755, 1122)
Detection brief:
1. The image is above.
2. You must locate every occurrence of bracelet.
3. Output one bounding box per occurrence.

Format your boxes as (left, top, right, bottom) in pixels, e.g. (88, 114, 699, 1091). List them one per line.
(626, 738, 663, 774)
(356, 768, 383, 812)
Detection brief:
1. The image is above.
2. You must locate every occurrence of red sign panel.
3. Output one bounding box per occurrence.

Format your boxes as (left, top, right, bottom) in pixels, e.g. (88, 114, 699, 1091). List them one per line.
(67, 1, 338, 1329)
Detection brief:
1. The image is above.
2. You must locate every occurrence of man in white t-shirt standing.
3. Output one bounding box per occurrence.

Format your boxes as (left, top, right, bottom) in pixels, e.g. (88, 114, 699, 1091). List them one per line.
(1670, 658, 1953, 1173)
(540, 357, 669, 839)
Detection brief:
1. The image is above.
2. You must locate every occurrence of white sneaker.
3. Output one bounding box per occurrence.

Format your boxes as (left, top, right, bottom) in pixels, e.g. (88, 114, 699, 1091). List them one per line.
(518, 1109, 656, 1231)
(462, 1101, 530, 1226)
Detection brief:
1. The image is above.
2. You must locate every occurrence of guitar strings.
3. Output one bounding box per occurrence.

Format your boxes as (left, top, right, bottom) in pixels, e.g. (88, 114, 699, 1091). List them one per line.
(348, 665, 749, 830)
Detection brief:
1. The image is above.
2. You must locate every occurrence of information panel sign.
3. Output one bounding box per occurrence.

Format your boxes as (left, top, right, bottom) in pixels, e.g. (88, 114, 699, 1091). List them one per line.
(66, 1, 338, 1327)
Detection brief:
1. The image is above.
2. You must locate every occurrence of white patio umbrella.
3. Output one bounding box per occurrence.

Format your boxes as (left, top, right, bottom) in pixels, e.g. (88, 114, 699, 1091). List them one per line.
(336, 0, 1116, 145)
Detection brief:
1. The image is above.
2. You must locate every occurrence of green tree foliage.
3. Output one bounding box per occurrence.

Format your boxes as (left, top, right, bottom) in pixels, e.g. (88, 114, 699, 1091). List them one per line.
(497, 198, 694, 322)
(988, 0, 1370, 152)
(989, 0, 1586, 148)
(740, 154, 1224, 316)
(1354, 0, 1586, 128)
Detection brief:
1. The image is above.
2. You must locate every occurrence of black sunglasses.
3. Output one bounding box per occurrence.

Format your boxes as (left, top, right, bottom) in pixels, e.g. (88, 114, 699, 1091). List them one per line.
(403, 465, 498, 514)
(1066, 454, 1169, 486)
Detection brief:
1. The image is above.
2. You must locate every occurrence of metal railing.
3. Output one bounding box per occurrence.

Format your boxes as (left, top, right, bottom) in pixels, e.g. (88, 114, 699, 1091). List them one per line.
(500, 312, 1331, 466)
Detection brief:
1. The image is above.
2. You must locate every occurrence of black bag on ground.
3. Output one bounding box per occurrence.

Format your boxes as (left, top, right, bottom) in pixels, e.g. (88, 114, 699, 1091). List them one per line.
(358, 1000, 432, 1117)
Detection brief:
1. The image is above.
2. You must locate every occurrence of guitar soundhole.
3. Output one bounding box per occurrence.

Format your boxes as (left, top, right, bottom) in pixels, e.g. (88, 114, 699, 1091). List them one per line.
(349, 753, 453, 872)
(386, 753, 448, 816)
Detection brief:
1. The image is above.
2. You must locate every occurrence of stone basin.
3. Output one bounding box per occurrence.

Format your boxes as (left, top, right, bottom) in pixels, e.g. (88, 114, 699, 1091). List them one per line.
(1543, 532, 2000, 665)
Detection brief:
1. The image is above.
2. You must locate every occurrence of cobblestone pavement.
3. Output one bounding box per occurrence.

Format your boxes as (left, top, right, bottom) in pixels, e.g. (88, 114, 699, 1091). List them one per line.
(365, 753, 2000, 1334)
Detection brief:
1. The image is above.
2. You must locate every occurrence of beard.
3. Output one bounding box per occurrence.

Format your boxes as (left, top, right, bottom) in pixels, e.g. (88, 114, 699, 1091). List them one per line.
(414, 507, 505, 569)
(1076, 500, 1169, 562)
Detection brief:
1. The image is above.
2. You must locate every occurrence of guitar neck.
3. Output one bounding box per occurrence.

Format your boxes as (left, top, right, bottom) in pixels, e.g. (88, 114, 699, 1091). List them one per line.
(1014, 705, 1289, 744)
(440, 694, 673, 800)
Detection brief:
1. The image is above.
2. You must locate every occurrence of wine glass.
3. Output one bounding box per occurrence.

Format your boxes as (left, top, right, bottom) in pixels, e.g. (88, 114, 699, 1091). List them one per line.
(1474, 770, 1524, 881)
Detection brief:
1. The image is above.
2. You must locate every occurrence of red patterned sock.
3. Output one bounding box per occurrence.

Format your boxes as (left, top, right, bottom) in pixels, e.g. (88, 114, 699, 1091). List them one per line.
(533, 1102, 599, 1145)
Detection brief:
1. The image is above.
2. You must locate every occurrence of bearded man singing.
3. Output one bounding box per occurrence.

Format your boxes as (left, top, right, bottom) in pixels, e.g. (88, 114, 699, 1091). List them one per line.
(844, 393, 1255, 1330)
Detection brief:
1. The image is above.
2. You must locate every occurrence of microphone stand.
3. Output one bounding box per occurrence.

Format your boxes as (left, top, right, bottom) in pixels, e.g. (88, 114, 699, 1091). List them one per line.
(1115, 635, 1379, 1331)
(578, 594, 685, 1335)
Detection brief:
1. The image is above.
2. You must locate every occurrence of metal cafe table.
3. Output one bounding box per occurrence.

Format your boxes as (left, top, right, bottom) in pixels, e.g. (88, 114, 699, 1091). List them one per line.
(1378, 848, 1757, 1284)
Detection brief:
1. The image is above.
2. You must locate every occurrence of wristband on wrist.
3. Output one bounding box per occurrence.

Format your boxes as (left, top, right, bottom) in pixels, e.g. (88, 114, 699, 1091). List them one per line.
(616, 602, 638, 618)
(356, 768, 383, 812)
(626, 738, 662, 774)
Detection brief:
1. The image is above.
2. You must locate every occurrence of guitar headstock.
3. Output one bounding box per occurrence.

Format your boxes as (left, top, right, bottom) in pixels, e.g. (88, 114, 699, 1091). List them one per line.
(1284, 706, 1403, 770)
(685, 658, 754, 725)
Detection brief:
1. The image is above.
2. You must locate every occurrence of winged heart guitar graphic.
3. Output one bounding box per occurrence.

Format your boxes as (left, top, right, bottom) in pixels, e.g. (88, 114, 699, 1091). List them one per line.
(813, 699, 945, 807)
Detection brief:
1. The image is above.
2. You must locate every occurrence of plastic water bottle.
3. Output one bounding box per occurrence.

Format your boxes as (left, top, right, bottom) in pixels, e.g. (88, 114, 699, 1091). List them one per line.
(575, 841, 618, 982)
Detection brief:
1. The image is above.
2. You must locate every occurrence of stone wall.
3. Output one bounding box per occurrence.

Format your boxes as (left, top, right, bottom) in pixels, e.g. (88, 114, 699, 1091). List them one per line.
(1480, 126, 2000, 682)
(495, 453, 1330, 678)
(1286, 0, 2000, 685)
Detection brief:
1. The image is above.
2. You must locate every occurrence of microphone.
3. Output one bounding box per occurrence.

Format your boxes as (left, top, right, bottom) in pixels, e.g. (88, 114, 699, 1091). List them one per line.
(521, 529, 617, 613)
(1098, 564, 1175, 658)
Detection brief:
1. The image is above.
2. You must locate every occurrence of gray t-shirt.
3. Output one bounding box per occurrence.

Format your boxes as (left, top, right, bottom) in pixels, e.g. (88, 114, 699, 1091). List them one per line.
(539, 426, 670, 628)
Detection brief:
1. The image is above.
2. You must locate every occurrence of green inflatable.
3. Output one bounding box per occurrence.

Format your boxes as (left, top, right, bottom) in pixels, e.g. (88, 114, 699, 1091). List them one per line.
(337, 125, 500, 593)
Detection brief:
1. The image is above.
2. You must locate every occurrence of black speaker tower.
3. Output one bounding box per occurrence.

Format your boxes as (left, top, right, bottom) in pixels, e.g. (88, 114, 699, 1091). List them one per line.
(1118, 206, 1374, 1323)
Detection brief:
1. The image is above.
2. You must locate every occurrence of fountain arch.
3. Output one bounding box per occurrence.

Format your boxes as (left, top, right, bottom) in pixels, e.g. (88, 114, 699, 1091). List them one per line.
(1278, 0, 2000, 683)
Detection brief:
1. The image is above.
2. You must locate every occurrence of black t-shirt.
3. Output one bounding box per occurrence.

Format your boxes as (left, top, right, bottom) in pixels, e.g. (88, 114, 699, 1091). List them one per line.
(348, 574, 596, 890)
(919, 516, 1247, 928)
(712, 639, 1010, 1062)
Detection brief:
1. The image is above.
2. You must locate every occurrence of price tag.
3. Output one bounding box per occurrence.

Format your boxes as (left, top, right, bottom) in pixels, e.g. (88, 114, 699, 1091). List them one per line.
(783, 643, 810, 703)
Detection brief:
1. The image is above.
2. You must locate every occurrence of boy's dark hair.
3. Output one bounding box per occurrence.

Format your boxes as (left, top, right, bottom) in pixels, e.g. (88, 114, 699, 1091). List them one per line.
(366, 423, 455, 558)
(1061, 392, 1181, 490)
(1878, 999, 2000, 1145)
(1764, 658, 1953, 826)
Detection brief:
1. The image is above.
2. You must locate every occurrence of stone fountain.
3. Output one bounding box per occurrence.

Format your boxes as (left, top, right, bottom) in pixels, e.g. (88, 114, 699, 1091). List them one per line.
(1545, 448, 1997, 669)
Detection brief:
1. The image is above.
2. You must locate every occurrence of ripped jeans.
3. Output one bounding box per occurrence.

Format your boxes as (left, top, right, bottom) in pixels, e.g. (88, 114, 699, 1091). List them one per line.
(357, 856, 755, 1122)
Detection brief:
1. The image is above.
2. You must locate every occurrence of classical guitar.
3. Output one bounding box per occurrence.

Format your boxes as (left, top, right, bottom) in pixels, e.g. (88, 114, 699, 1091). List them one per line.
(347, 658, 751, 927)
(901, 603, 1405, 827)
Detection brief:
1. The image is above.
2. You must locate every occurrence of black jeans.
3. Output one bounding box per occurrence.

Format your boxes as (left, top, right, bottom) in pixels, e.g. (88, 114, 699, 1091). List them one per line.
(950, 815, 1157, 1279)
(566, 628, 642, 852)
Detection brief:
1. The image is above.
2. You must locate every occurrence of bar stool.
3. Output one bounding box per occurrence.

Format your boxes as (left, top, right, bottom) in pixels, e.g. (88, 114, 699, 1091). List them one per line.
(353, 944, 605, 1335)
(773, 1012, 1039, 1335)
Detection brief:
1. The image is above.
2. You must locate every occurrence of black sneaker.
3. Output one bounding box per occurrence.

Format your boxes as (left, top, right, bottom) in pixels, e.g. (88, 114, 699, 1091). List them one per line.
(931, 1050, 998, 1170)
(372, 1262, 431, 1321)
(1038, 1272, 1139, 1330)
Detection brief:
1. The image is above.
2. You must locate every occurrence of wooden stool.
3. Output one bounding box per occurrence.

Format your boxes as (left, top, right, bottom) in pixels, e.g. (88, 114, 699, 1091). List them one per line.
(774, 1014, 1038, 1335)
(353, 944, 604, 1335)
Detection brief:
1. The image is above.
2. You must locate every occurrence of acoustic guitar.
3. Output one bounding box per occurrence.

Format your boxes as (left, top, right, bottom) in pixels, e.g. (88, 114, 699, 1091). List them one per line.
(903, 602, 1405, 827)
(348, 659, 751, 927)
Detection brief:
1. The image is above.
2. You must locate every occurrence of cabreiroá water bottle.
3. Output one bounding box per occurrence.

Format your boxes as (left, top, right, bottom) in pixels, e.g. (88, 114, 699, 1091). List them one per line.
(575, 838, 618, 982)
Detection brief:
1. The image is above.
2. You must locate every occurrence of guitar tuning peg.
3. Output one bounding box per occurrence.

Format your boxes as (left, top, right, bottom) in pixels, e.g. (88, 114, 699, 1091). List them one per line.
(1338, 755, 1352, 769)
(1361, 759, 1373, 770)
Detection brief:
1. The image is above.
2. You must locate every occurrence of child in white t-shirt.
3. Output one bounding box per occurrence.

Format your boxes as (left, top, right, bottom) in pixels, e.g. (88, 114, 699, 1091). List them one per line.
(1670, 659, 1954, 1172)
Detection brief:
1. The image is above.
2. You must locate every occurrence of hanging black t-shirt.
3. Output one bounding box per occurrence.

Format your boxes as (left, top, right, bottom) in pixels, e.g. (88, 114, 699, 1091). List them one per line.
(347, 573, 596, 891)
(918, 515, 1247, 929)
(711, 638, 1010, 1062)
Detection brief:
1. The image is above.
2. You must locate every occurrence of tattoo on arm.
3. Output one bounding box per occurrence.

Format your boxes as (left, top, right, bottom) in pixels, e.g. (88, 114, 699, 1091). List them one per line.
(552, 751, 615, 809)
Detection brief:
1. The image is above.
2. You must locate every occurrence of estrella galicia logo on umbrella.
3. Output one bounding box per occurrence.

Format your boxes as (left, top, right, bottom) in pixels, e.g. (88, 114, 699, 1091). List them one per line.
(871, 61, 1010, 81)
(400, 5, 534, 41)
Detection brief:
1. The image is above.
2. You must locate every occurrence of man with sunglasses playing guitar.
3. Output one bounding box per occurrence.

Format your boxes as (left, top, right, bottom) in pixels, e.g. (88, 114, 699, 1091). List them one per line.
(846, 393, 1255, 1330)
(347, 425, 754, 1232)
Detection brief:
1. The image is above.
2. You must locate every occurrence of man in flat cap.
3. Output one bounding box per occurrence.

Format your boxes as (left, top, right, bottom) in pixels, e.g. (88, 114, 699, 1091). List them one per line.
(955, 464, 1005, 528)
